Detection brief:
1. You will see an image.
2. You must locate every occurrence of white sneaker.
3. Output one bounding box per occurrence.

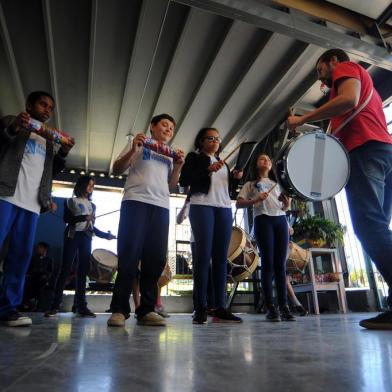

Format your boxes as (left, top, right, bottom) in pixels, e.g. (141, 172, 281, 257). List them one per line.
(0, 311, 32, 327)
(107, 313, 126, 327)
(137, 312, 166, 326)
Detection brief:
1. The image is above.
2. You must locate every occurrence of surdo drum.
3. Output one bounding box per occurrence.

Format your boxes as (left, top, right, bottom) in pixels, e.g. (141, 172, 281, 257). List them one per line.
(227, 227, 259, 282)
(275, 132, 350, 201)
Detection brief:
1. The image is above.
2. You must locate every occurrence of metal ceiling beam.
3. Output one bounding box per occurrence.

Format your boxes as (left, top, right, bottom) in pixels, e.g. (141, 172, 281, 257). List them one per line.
(108, 0, 170, 174)
(377, 2, 392, 27)
(173, 0, 392, 70)
(42, 0, 62, 131)
(0, 1, 24, 108)
(84, 0, 98, 172)
(274, 0, 369, 35)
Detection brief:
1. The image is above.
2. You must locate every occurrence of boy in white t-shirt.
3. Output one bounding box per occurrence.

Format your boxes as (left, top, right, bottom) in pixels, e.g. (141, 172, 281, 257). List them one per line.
(0, 91, 74, 327)
(107, 114, 184, 327)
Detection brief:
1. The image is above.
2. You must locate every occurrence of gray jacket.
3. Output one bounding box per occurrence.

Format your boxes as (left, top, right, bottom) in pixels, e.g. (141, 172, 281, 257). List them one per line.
(0, 115, 67, 212)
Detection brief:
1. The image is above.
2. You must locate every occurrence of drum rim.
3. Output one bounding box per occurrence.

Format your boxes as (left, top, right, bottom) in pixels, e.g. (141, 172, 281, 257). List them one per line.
(230, 253, 259, 282)
(276, 132, 350, 201)
(228, 226, 247, 263)
(92, 248, 118, 258)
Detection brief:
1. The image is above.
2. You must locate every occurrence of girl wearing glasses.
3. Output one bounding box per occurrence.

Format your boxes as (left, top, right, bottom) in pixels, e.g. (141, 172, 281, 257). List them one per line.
(180, 128, 242, 324)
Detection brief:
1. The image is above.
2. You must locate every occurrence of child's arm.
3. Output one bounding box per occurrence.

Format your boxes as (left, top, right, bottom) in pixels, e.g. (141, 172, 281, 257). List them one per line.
(113, 133, 145, 175)
(93, 227, 116, 239)
(179, 152, 208, 187)
(63, 200, 91, 225)
(168, 149, 185, 193)
(0, 114, 28, 142)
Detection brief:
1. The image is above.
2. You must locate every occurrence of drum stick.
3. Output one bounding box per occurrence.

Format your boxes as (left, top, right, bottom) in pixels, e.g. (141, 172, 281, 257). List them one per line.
(95, 209, 120, 219)
(222, 140, 246, 163)
(267, 183, 278, 194)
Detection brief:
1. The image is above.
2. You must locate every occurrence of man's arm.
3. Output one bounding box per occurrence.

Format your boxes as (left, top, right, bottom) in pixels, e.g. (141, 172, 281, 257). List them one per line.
(287, 78, 361, 130)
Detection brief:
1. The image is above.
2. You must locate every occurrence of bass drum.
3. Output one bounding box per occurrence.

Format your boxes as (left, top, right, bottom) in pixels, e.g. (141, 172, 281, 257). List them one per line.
(227, 227, 259, 282)
(89, 249, 118, 284)
(275, 132, 350, 201)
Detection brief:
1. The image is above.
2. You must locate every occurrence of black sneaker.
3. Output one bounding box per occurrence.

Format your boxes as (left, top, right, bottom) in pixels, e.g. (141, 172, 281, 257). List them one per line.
(76, 308, 96, 318)
(266, 305, 281, 322)
(44, 309, 59, 317)
(0, 310, 32, 327)
(280, 305, 296, 321)
(192, 309, 208, 324)
(359, 311, 392, 330)
(212, 307, 242, 323)
(295, 305, 308, 316)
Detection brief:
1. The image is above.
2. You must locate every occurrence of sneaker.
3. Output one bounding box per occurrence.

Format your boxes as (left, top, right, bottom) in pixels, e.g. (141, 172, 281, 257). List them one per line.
(280, 305, 296, 321)
(295, 305, 308, 317)
(44, 309, 59, 317)
(137, 312, 166, 326)
(212, 308, 242, 323)
(107, 313, 126, 327)
(192, 309, 208, 325)
(359, 311, 392, 330)
(0, 310, 32, 327)
(154, 305, 170, 318)
(266, 305, 281, 322)
(76, 308, 96, 318)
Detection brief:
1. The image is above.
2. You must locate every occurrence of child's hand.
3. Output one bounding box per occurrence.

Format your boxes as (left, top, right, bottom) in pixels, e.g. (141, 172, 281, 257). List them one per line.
(60, 136, 75, 154)
(208, 160, 224, 173)
(107, 232, 117, 240)
(232, 170, 243, 179)
(14, 112, 30, 132)
(173, 149, 185, 167)
(258, 192, 269, 201)
(86, 214, 95, 222)
(131, 133, 146, 153)
(279, 193, 291, 210)
(50, 201, 57, 212)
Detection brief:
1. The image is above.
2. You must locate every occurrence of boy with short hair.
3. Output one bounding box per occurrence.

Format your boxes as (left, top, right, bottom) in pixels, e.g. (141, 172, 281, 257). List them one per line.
(0, 91, 74, 327)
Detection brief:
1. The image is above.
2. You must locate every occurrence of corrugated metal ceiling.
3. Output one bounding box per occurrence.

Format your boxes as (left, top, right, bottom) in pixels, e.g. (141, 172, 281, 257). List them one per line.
(1, 0, 391, 176)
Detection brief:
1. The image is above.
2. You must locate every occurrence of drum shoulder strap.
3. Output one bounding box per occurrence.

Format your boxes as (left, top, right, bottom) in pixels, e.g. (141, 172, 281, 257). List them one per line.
(328, 89, 373, 135)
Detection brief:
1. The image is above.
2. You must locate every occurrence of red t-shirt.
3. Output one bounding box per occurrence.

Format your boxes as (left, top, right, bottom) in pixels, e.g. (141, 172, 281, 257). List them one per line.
(330, 61, 392, 152)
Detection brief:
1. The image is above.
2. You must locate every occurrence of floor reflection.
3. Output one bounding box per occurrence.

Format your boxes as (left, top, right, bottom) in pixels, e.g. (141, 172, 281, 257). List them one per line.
(0, 314, 391, 392)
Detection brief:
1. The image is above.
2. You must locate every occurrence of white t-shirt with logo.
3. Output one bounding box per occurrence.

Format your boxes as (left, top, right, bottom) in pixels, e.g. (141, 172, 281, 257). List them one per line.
(0, 133, 46, 214)
(238, 178, 286, 217)
(190, 156, 232, 208)
(67, 197, 94, 232)
(119, 139, 173, 210)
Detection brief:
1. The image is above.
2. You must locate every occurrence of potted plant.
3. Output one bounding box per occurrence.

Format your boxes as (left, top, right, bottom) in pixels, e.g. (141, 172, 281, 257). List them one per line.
(292, 214, 345, 248)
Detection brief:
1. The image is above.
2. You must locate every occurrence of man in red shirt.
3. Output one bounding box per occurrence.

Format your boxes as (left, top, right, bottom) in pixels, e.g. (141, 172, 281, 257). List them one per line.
(288, 49, 392, 330)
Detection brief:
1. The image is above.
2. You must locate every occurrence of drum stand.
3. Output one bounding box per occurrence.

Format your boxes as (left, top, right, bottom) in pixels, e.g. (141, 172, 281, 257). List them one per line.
(226, 210, 264, 312)
(226, 266, 264, 312)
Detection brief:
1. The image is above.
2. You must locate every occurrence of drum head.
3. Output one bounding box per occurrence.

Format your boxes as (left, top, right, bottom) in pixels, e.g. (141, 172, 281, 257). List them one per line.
(285, 133, 349, 200)
(92, 249, 118, 269)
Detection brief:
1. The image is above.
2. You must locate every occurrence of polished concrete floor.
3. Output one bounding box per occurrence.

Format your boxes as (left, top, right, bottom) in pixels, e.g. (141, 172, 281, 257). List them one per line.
(0, 313, 391, 392)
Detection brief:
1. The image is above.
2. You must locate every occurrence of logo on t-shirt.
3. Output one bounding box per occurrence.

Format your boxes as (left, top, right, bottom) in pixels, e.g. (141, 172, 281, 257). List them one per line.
(256, 182, 272, 193)
(142, 147, 171, 170)
(25, 138, 46, 158)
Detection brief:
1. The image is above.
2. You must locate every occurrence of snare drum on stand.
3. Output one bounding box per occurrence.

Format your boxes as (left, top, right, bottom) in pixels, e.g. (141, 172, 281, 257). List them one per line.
(227, 226, 259, 282)
(275, 132, 350, 201)
(89, 249, 118, 284)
